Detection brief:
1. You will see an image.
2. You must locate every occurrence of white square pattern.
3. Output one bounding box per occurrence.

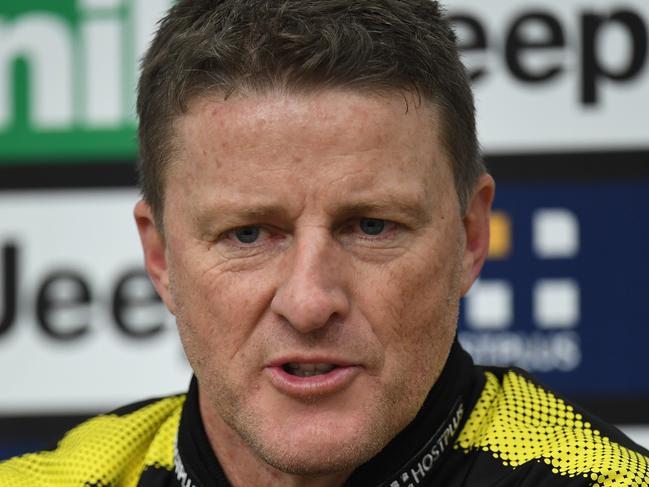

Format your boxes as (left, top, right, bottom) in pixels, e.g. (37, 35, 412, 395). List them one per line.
(534, 279, 580, 329)
(533, 209, 579, 259)
(465, 280, 513, 330)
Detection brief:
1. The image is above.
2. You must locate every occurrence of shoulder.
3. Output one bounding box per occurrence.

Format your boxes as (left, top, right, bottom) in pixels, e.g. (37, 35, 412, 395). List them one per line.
(0, 394, 185, 487)
(454, 368, 649, 486)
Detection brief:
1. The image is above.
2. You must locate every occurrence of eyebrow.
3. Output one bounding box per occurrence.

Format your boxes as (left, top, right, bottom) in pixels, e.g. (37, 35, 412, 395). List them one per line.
(194, 202, 292, 229)
(194, 194, 432, 230)
(334, 196, 432, 224)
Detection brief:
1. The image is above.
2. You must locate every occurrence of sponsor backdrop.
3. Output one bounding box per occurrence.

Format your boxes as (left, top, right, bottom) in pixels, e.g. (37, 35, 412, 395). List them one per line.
(1, 0, 648, 459)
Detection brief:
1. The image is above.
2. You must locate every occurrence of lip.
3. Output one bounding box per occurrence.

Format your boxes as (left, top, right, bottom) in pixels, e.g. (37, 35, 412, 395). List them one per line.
(264, 357, 361, 399)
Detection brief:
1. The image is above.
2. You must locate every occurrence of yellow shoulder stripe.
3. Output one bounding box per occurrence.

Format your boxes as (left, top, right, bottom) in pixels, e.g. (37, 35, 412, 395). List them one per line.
(0, 395, 185, 487)
(455, 371, 649, 487)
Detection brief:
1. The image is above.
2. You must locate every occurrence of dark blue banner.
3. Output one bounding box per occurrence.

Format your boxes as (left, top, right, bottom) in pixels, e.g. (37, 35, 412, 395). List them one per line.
(459, 182, 649, 396)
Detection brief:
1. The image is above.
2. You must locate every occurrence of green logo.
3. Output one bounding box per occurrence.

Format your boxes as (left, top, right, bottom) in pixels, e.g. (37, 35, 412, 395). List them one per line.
(0, 0, 170, 163)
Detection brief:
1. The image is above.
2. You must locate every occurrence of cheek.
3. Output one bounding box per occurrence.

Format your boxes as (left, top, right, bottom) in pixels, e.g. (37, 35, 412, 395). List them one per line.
(167, 246, 276, 364)
(369, 246, 461, 345)
(348, 245, 462, 424)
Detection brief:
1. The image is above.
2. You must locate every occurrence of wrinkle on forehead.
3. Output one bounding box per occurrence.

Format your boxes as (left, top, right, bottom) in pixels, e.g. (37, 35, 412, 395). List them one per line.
(165, 89, 456, 235)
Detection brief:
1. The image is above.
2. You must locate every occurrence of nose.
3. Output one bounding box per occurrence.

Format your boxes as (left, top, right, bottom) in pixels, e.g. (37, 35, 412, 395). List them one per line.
(270, 231, 350, 334)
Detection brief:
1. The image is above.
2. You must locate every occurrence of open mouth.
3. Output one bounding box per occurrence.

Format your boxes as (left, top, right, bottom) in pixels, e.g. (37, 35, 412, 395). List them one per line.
(268, 361, 359, 397)
(282, 363, 338, 377)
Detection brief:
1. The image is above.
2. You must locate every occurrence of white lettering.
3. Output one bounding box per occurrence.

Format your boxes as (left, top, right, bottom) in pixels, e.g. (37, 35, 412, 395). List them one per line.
(82, 18, 123, 126)
(0, 15, 73, 129)
(410, 462, 425, 484)
(174, 441, 197, 487)
(459, 331, 582, 372)
(386, 401, 464, 487)
(0, 0, 172, 133)
(422, 453, 434, 471)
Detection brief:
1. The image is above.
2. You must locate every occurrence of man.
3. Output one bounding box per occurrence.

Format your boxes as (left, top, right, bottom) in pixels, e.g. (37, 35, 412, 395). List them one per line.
(1, 1, 648, 486)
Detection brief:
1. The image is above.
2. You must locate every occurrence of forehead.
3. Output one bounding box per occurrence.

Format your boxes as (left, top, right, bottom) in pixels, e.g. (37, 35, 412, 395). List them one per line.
(180, 89, 436, 148)
(166, 89, 455, 215)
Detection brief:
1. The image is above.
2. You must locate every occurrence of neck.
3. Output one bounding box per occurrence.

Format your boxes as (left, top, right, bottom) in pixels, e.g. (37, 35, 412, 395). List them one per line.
(199, 398, 352, 487)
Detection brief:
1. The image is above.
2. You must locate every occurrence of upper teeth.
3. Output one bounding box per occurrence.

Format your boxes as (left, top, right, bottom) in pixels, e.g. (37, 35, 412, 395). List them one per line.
(285, 363, 336, 377)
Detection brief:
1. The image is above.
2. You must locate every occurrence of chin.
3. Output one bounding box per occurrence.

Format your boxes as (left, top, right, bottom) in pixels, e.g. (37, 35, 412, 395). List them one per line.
(254, 431, 379, 476)
(240, 411, 392, 476)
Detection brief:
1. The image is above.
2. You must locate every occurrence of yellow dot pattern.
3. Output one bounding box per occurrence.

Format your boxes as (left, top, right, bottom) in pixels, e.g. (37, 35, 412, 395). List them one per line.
(0, 395, 185, 487)
(455, 372, 649, 486)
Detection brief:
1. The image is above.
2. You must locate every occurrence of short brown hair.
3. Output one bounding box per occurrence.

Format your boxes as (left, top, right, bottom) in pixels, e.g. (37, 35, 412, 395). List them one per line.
(137, 0, 485, 227)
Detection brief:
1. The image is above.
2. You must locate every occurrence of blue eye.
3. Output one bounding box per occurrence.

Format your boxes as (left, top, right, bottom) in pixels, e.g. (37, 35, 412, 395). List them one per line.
(359, 218, 385, 235)
(234, 226, 260, 243)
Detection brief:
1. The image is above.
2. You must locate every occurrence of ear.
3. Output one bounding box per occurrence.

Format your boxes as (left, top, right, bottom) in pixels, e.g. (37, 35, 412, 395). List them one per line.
(134, 200, 176, 315)
(460, 173, 495, 296)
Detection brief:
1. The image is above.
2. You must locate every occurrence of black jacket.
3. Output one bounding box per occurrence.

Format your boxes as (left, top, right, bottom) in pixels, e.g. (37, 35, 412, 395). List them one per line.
(2, 342, 648, 486)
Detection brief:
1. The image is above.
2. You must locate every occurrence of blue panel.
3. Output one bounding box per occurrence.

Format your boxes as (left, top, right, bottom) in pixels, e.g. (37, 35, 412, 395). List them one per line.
(459, 182, 649, 396)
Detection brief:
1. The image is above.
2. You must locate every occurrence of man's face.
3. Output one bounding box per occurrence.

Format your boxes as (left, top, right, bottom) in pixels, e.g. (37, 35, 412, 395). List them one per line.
(136, 90, 492, 476)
